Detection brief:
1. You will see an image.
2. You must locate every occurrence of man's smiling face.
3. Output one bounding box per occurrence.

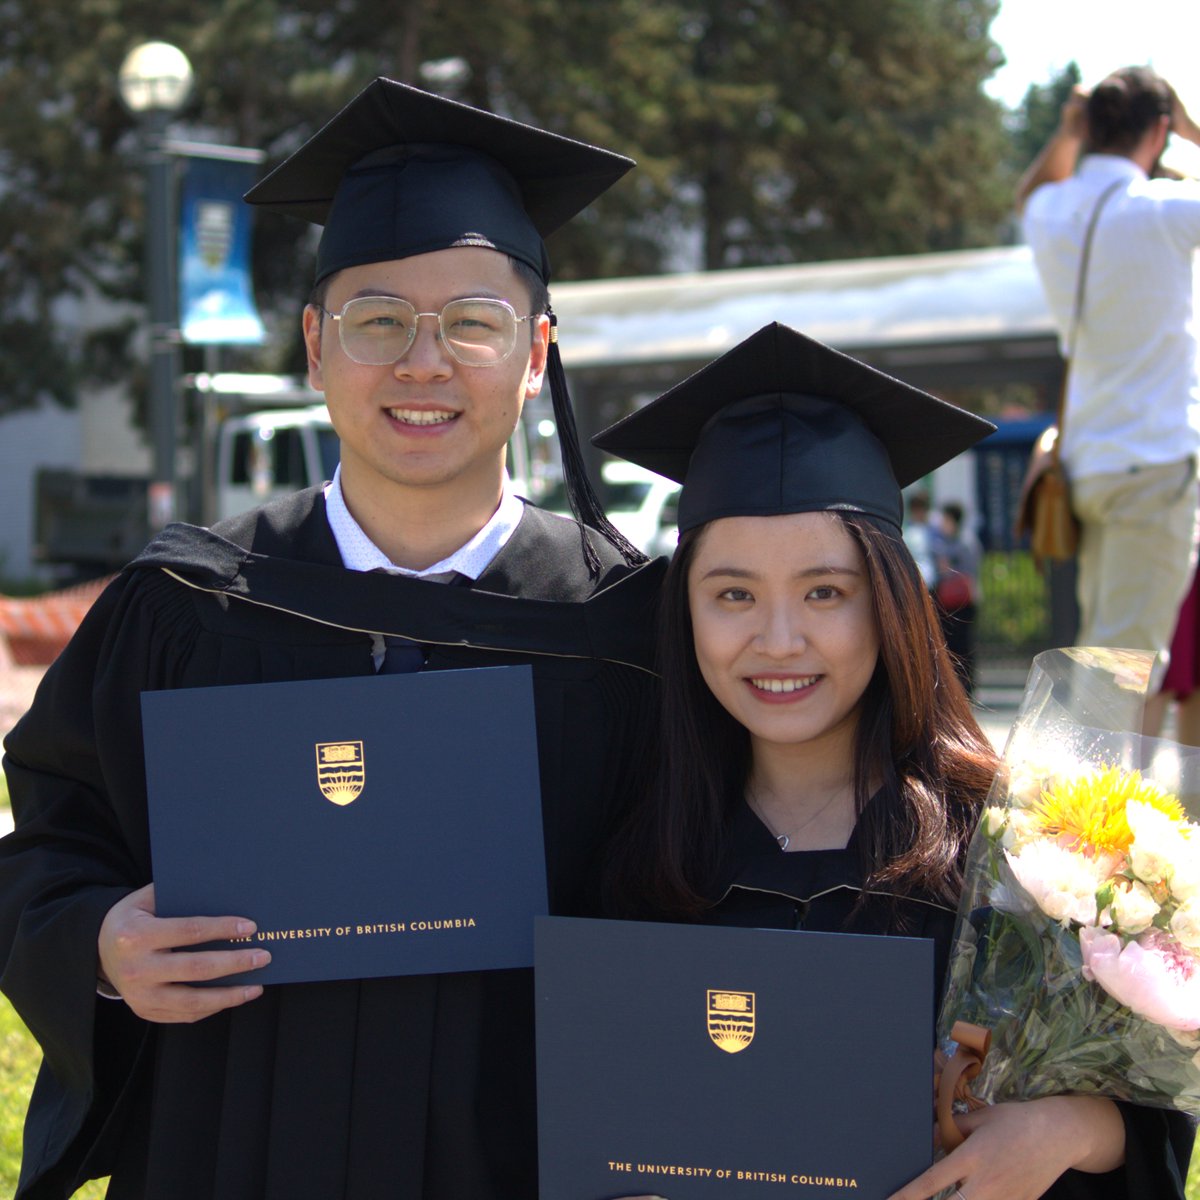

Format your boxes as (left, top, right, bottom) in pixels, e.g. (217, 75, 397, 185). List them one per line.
(304, 245, 549, 512)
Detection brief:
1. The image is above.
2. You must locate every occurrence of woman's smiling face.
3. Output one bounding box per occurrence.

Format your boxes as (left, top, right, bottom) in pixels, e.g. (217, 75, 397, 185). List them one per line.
(686, 511, 881, 759)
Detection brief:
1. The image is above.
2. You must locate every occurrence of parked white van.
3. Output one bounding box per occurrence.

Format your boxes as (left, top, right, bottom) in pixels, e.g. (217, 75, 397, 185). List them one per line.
(540, 460, 680, 557)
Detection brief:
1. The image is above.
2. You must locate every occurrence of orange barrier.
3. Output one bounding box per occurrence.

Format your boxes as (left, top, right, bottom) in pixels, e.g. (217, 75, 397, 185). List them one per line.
(0, 577, 112, 667)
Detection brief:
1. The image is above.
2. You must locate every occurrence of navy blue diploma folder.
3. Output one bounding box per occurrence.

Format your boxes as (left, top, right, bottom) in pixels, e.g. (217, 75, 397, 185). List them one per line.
(142, 666, 546, 985)
(535, 917, 933, 1200)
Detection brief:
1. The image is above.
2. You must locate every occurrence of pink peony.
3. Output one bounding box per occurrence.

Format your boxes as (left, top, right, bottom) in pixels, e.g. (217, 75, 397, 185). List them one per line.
(1079, 926, 1200, 1032)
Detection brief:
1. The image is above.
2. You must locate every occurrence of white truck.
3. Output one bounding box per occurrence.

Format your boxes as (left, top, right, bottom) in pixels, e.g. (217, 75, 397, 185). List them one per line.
(34, 374, 534, 575)
(213, 402, 341, 522)
(214, 400, 533, 521)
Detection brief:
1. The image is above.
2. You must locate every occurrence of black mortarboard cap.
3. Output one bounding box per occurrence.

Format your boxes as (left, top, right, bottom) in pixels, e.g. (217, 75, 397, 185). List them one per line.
(244, 77, 644, 571)
(593, 323, 995, 534)
(244, 77, 635, 285)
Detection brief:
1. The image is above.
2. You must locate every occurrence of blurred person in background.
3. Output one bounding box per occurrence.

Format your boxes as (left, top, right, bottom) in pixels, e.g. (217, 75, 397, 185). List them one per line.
(1018, 67, 1200, 694)
(1144, 569, 1200, 745)
(902, 488, 939, 591)
(934, 500, 981, 698)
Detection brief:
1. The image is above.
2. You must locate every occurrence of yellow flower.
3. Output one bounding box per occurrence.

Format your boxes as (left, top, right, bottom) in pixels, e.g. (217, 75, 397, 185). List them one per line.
(1031, 766, 1185, 857)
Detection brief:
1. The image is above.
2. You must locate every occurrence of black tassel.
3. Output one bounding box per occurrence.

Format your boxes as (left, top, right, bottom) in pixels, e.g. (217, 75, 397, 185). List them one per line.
(545, 309, 648, 573)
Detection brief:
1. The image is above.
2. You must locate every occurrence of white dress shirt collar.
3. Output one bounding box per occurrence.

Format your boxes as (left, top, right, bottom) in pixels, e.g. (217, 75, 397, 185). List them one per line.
(1077, 153, 1145, 183)
(323, 465, 524, 579)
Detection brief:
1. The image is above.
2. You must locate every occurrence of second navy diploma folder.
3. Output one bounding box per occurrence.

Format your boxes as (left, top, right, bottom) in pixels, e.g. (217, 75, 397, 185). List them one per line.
(142, 666, 547, 985)
(535, 917, 933, 1200)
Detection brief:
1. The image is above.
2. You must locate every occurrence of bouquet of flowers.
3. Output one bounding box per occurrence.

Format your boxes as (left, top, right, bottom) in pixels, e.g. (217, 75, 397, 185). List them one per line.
(938, 647, 1200, 1121)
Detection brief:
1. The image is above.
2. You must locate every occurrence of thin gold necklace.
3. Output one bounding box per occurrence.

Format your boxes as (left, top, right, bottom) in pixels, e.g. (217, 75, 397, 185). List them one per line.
(746, 786, 845, 851)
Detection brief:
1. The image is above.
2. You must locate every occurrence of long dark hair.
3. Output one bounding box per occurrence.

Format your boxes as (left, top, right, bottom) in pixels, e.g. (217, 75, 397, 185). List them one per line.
(605, 511, 999, 920)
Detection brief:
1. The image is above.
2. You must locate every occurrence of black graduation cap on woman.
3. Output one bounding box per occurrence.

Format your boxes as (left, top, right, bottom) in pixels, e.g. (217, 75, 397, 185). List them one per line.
(593, 322, 996, 536)
(245, 76, 642, 569)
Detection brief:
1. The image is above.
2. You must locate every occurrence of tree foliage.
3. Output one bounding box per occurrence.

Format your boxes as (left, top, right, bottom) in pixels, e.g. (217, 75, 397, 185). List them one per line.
(1006, 60, 1083, 176)
(0, 0, 1013, 415)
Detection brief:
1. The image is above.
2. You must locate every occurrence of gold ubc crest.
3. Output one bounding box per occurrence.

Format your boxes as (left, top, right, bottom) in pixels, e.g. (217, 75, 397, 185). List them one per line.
(315, 741, 365, 806)
(707, 989, 755, 1054)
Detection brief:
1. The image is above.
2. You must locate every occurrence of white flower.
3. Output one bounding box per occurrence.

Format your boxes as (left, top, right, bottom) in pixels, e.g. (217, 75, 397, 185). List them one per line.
(1003, 809, 1041, 852)
(985, 806, 1007, 837)
(1109, 880, 1160, 936)
(1127, 802, 1191, 888)
(1173, 898, 1200, 953)
(991, 881, 1036, 917)
(985, 806, 1035, 851)
(1168, 833, 1200, 903)
(1005, 839, 1105, 926)
(1006, 771, 1044, 810)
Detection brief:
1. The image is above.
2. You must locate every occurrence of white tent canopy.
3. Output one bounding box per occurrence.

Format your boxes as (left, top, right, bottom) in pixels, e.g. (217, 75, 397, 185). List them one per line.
(549, 245, 1059, 389)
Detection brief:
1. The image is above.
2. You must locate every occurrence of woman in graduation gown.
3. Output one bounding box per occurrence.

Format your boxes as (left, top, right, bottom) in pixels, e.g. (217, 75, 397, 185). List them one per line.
(600, 322, 1195, 1200)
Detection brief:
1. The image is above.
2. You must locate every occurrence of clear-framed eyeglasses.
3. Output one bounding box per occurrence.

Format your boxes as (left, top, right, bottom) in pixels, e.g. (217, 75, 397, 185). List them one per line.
(316, 295, 536, 367)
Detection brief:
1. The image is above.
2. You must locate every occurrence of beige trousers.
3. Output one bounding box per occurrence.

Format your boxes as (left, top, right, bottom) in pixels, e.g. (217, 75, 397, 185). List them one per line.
(1072, 457, 1199, 689)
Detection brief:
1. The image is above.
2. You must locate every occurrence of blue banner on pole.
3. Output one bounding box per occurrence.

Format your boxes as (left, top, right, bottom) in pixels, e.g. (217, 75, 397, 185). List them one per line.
(179, 156, 266, 344)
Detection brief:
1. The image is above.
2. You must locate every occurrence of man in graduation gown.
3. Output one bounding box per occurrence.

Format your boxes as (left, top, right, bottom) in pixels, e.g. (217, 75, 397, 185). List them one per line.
(0, 79, 662, 1199)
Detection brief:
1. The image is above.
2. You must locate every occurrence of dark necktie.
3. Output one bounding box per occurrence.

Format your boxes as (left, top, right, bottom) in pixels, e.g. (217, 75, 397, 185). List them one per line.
(377, 571, 473, 673)
(380, 637, 425, 674)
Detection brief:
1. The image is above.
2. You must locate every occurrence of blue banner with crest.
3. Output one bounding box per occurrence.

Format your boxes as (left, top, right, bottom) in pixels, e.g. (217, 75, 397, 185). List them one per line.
(179, 155, 266, 344)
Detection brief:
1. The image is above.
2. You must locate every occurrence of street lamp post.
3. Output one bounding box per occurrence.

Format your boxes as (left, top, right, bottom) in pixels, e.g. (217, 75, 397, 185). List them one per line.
(118, 41, 194, 530)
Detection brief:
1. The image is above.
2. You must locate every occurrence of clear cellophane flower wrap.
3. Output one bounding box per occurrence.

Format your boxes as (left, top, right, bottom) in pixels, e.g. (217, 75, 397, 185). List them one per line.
(937, 647, 1200, 1123)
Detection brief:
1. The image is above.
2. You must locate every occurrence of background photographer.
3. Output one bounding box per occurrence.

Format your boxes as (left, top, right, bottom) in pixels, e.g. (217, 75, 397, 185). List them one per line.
(1017, 67, 1200, 692)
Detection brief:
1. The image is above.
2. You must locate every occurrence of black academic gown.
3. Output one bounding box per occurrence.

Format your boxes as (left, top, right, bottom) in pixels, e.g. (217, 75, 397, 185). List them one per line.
(707, 799, 1195, 1200)
(0, 488, 665, 1200)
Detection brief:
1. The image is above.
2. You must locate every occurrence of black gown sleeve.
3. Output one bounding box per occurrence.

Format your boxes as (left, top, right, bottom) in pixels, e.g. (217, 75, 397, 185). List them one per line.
(1039, 1102, 1193, 1199)
(0, 569, 199, 1193)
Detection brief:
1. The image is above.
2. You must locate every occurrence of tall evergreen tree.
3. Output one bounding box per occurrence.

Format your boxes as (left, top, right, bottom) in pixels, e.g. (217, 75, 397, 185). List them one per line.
(1007, 61, 1084, 177)
(0, 0, 1013, 415)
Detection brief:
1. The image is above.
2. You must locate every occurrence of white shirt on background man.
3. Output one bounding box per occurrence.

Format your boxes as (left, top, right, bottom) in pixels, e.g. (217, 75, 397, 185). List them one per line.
(1023, 153, 1200, 477)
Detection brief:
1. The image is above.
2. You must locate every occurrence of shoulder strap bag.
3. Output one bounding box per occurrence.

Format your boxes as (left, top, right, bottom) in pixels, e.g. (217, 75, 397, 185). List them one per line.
(1014, 179, 1123, 568)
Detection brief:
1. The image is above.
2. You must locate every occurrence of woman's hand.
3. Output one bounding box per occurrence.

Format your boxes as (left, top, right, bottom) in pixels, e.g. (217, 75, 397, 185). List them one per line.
(886, 1095, 1125, 1200)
